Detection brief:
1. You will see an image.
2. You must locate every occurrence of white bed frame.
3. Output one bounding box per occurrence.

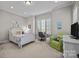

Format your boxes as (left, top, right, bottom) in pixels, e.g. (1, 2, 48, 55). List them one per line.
(9, 28, 35, 48)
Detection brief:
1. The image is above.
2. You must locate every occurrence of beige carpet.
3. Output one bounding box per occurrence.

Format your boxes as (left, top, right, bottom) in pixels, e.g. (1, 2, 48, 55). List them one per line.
(0, 40, 63, 58)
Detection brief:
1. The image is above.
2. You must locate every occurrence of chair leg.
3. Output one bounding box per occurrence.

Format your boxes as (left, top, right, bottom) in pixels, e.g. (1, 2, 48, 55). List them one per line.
(40, 38, 42, 41)
(41, 38, 45, 41)
(18, 44, 22, 48)
(18, 42, 22, 48)
(20, 45, 22, 48)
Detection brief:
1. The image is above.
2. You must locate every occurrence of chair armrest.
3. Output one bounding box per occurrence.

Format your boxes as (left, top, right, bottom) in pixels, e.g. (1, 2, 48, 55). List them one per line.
(59, 39, 62, 46)
(59, 39, 63, 51)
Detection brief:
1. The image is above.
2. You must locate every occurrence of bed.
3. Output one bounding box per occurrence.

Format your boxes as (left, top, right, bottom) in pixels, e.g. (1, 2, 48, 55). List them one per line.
(9, 27, 35, 48)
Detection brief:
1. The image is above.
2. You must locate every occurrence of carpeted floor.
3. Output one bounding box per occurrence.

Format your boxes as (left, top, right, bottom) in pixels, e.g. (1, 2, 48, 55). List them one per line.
(0, 40, 63, 58)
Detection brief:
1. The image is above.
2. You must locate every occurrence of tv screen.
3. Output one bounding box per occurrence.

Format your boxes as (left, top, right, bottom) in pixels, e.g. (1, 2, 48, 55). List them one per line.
(71, 22, 79, 39)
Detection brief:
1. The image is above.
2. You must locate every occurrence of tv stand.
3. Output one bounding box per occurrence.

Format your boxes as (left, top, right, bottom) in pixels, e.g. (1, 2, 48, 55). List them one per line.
(72, 37, 78, 39)
(70, 35, 78, 39)
(63, 35, 79, 58)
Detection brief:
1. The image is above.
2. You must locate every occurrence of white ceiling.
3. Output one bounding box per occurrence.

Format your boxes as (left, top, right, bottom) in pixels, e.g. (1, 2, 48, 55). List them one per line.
(0, 1, 73, 17)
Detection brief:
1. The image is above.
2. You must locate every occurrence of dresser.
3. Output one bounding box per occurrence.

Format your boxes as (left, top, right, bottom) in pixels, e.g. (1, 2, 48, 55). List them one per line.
(63, 35, 79, 58)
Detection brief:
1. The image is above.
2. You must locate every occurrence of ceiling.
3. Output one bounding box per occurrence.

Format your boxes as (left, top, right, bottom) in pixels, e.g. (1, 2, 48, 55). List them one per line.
(0, 1, 73, 17)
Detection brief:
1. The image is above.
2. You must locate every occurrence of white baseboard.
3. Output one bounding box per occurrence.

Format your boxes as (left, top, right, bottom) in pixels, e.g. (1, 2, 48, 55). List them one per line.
(0, 40, 9, 44)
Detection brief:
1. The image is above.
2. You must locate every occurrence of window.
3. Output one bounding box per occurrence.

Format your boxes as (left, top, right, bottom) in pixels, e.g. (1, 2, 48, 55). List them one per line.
(41, 20, 45, 32)
(37, 18, 51, 35)
(46, 18, 51, 34)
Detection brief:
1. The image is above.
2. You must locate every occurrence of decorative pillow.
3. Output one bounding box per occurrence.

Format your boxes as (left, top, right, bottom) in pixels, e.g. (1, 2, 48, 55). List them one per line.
(11, 28, 23, 36)
(15, 30, 22, 35)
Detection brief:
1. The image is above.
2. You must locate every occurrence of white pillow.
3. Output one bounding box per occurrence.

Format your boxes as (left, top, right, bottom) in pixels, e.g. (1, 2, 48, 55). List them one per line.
(11, 28, 23, 36)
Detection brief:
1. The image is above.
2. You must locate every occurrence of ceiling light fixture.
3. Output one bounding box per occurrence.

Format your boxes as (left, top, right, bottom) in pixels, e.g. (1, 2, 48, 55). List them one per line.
(54, 1, 58, 3)
(24, 1, 32, 5)
(10, 6, 14, 9)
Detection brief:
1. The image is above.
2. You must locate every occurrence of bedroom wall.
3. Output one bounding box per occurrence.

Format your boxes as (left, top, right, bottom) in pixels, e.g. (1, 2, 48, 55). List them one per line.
(0, 10, 26, 42)
(52, 6, 72, 36)
(72, 2, 78, 24)
(72, 1, 79, 24)
(25, 5, 72, 37)
(74, 2, 79, 23)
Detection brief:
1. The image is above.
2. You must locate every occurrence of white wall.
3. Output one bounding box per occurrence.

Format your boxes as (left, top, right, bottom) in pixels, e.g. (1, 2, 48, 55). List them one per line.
(0, 10, 26, 42)
(25, 16, 36, 35)
(72, 2, 78, 24)
(72, 1, 79, 24)
(76, 2, 79, 23)
(52, 6, 72, 36)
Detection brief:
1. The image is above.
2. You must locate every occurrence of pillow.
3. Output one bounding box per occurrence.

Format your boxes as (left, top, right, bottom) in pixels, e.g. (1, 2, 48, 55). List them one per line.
(54, 38, 59, 41)
(15, 30, 22, 35)
(11, 28, 23, 36)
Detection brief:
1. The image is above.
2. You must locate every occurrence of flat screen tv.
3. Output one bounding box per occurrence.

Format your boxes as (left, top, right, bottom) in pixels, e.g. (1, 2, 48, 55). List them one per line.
(71, 22, 79, 39)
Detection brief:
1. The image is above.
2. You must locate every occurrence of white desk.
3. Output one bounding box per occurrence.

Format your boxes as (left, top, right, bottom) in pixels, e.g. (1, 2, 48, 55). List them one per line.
(63, 35, 79, 58)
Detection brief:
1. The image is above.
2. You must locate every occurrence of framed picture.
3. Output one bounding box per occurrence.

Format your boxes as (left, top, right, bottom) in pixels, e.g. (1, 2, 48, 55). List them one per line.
(28, 25, 31, 29)
(56, 20, 62, 30)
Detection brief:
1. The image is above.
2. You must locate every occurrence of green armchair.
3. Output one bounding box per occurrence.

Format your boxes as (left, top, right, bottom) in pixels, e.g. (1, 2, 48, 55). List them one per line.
(50, 33, 63, 52)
